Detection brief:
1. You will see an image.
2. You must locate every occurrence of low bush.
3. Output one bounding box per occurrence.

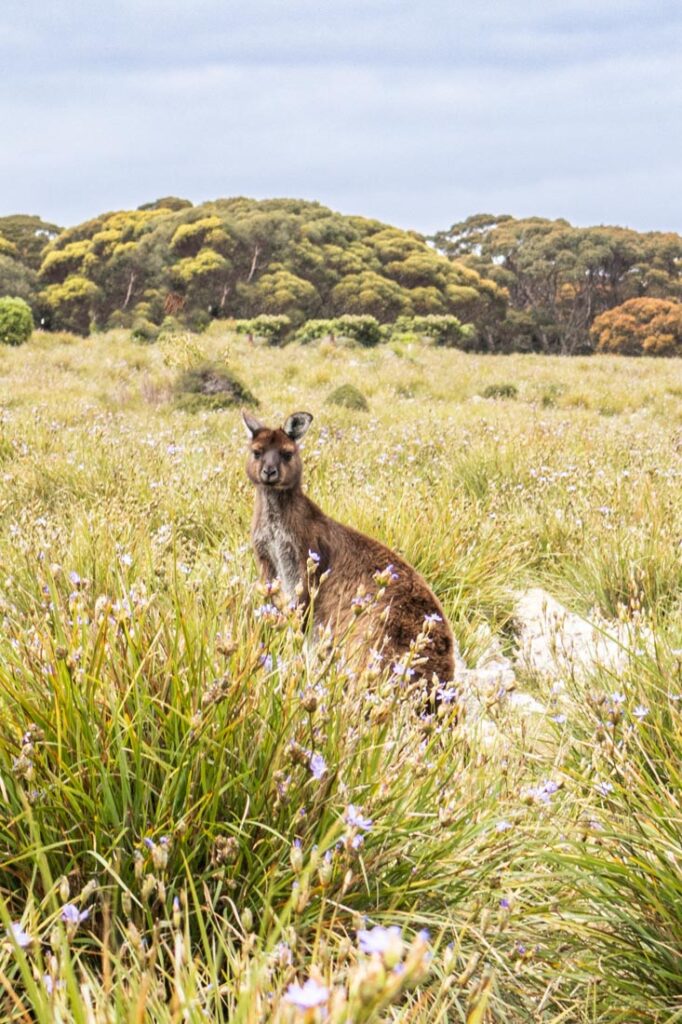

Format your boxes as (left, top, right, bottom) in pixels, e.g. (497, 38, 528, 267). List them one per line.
(0, 296, 33, 346)
(156, 315, 183, 340)
(481, 382, 518, 399)
(175, 360, 258, 411)
(293, 319, 336, 345)
(130, 317, 159, 344)
(326, 383, 369, 411)
(392, 314, 470, 347)
(294, 316, 383, 347)
(333, 314, 383, 347)
(234, 315, 291, 345)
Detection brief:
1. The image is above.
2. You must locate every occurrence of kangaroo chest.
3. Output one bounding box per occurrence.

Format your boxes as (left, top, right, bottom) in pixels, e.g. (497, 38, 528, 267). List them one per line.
(254, 501, 302, 598)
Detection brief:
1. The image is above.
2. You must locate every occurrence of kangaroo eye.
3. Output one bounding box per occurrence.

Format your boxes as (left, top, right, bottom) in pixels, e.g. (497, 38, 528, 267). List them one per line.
(252, 450, 262, 460)
(281, 452, 293, 463)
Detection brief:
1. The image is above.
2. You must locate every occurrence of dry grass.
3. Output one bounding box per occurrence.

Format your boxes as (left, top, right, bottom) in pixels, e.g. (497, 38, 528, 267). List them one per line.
(0, 327, 680, 1022)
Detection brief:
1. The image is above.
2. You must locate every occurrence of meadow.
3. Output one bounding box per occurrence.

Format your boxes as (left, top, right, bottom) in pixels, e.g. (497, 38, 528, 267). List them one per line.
(0, 326, 680, 1022)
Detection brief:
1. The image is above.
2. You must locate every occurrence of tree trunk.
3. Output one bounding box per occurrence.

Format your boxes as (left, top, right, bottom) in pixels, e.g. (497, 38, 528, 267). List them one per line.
(246, 245, 260, 283)
(122, 271, 136, 310)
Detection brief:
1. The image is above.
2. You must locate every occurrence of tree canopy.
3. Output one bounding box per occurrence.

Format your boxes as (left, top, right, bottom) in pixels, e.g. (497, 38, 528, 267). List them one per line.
(23, 197, 505, 336)
(0, 214, 61, 314)
(1, 200, 681, 353)
(432, 215, 682, 354)
(590, 297, 682, 356)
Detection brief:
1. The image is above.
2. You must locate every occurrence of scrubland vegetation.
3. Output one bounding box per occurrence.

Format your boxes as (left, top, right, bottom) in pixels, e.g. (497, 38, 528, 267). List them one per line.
(0, 325, 681, 1022)
(2, 199, 682, 355)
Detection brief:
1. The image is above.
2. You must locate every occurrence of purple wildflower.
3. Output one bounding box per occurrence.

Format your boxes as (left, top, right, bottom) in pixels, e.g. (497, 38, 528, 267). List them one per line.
(255, 603, 279, 619)
(358, 925, 403, 956)
(284, 978, 330, 1009)
(7, 922, 32, 948)
(61, 904, 89, 926)
(633, 704, 649, 721)
(345, 804, 373, 831)
(309, 752, 327, 780)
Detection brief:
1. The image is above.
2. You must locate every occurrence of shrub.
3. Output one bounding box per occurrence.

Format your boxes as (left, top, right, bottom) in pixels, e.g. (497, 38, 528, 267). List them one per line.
(156, 315, 183, 340)
(334, 314, 383, 347)
(175, 360, 258, 411)
(234, 314, 292, 345)
(293, 316, 382, 347)
(293, 319, 337, 345)
(130, 317, 159, 344)
(106, 310, 132, 331)
(591, 297, 682, 356)
(0, 296, 33, 346)
(392, 314, 469, 347)
(481, 382, 518, 399)
(326, 383, 369, 411)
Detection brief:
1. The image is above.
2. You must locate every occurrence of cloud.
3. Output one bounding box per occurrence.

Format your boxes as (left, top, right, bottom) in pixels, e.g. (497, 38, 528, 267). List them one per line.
(1, 0, 681, 232)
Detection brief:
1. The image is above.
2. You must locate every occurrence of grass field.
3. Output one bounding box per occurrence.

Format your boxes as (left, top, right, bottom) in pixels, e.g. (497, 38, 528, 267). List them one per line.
(0, 327, 680, 1022)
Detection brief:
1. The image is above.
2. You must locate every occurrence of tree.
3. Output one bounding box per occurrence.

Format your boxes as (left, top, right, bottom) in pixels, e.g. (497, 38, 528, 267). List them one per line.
(0, 255, 36, 305)
(39, 275, 101, 334)
(27, 198, 503, 335)
(0, 215, 61, 270)
(240, 268, 320, 324)
(590, 298, 682, 356)
(331, 270, 411, 320)
(138, 196, 193, 212)
(433, 215, 682, 354)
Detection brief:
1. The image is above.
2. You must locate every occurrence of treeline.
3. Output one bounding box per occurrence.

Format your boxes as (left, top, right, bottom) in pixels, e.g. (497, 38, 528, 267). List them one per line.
(0, 197, 503, 340)
(0, 199, 681, 354)
(432, 214, 682, 355)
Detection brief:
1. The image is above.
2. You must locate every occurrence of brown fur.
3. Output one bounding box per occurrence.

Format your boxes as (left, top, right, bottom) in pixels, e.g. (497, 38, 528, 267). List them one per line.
(242, 409, 455, 686)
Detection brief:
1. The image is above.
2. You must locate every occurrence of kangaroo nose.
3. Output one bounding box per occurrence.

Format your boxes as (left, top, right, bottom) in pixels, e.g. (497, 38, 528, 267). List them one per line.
(262, 466, 278, 482)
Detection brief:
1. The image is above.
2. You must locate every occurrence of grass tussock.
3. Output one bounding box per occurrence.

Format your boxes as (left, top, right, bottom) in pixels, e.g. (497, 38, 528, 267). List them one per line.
(0, 327, 680, 1021)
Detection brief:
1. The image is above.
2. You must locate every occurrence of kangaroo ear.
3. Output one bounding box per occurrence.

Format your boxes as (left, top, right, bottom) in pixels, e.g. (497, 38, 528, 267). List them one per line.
(283, 411, 313, 442)
(242, 408, 265, 439)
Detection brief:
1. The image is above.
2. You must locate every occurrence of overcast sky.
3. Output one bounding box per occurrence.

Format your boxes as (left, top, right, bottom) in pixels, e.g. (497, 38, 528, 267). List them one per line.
(2, 0, 681, 234)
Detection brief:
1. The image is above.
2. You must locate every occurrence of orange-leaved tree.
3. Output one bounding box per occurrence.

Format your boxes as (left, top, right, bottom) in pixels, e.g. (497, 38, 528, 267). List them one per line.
(590, 297, 682, 356)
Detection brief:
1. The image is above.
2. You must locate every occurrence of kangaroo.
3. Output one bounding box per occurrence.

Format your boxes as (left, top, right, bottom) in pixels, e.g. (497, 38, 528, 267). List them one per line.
(242, 409, 455, 688)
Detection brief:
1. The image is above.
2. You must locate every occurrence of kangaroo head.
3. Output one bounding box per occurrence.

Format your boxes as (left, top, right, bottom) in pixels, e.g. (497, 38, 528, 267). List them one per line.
(242, 410, 313, 491)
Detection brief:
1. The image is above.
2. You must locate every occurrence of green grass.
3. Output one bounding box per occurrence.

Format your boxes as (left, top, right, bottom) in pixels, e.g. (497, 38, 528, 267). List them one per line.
(0, 327, 680, 1021)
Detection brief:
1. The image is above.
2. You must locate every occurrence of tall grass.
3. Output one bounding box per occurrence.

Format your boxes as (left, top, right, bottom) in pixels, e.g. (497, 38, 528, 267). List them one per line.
(0, 328, 680, 1021)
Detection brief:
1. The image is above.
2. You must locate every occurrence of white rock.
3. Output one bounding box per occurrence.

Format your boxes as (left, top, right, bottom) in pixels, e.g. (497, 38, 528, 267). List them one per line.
(514, 587, 650, 681)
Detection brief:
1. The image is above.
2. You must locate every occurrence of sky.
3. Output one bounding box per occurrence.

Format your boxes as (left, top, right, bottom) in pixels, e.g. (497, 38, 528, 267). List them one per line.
(2, 0, 681, 235)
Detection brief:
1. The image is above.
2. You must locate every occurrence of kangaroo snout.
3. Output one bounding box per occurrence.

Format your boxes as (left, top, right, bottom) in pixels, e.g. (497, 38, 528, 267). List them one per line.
(261, 465, 279, 483)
